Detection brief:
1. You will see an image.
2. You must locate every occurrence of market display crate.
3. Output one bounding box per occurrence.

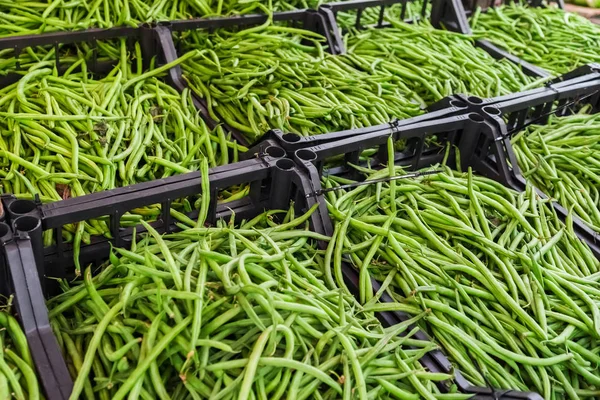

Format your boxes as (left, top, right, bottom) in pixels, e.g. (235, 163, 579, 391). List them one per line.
(462, 0, 600, 77)
(282, 107, 600, 398)
(247, 62, 600, 156)
(0, 145, 331, 399)
(0, 144, 515, 400)
(165, 0, 459, 145)
(289, 105, 600, 259)
(161, 0, 553, 147)
(289, 113, 548, 399)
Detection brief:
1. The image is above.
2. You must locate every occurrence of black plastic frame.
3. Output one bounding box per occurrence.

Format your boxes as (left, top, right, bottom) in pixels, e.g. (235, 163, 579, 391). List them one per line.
(0, 226, 73, 400)
(0, 21, 235, 145)
(243, 102, 471, 158)
(163, 0, 475, 145)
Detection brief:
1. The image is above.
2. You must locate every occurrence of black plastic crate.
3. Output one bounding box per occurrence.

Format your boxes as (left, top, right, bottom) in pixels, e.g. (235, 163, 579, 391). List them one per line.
(0, 22, 215, 130)
(168, 0, 544, 148)
(290, 107, 600, 256)
(165, 0, 477, 146)
(318, 0, 471, 51)
(288, 114, 545, 399)
(318, 0, 551, 79)
(0, 146, 332, 400)
(0, 148, 541, 400)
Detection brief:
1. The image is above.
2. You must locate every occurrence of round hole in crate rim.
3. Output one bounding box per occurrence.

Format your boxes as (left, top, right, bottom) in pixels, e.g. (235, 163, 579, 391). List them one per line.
(296, 149, 317, 162)
(13, 215, 40, 233)
(467, 96, 483, 104)
(449, 100, 468, 109)
(483, 106, 501, 116)
(0, 223, 9, 239)
(276, 159, 295, 171)
(282, 133, 301, 143)
(8, 199, 36, 216)
(468, 113, 485, 123)
(265, 146, 286, 158)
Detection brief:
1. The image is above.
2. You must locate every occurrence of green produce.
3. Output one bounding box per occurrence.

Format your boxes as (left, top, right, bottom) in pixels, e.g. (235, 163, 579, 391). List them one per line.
(0, 307, 40, 400)
(48, 205, 467, 400)
(344, 19, 548, 104)
(471, 4, 600, 75)
(326, 161, 600, 399)
(0, 49, 240, 201)
(0, 45, 245, 255)
(182, 24, 423, 141)
(0, 0, 324, 36)
(512, 109, 600, 233)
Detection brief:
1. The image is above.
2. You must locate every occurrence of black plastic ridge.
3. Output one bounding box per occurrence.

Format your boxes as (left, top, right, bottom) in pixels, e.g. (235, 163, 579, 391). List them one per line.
(244, 103, 471, 157)
(42, 155, 276, 270)
(1, 235, 73, 400)
(0, 26, 140, 50)
(32, 148, 344, 279)
(429, 72, 600, 113)
(492, 78, 600, 132)
(428, 66, 600, 125)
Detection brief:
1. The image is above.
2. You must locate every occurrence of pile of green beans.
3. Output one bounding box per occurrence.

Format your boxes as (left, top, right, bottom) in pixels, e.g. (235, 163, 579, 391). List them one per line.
(325, 163, 600, 399)
(343, 19, 547, 104)
(181, 25, 423, 141)
(0, 0, 336, 37)
(0, 44, 247, 257)
(512, 110, 600, 233)
(0, 309, 40, 400)
(0, 46, 243, 203)
(48, 206, 467, 400)
(471, 4, 600, 75)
